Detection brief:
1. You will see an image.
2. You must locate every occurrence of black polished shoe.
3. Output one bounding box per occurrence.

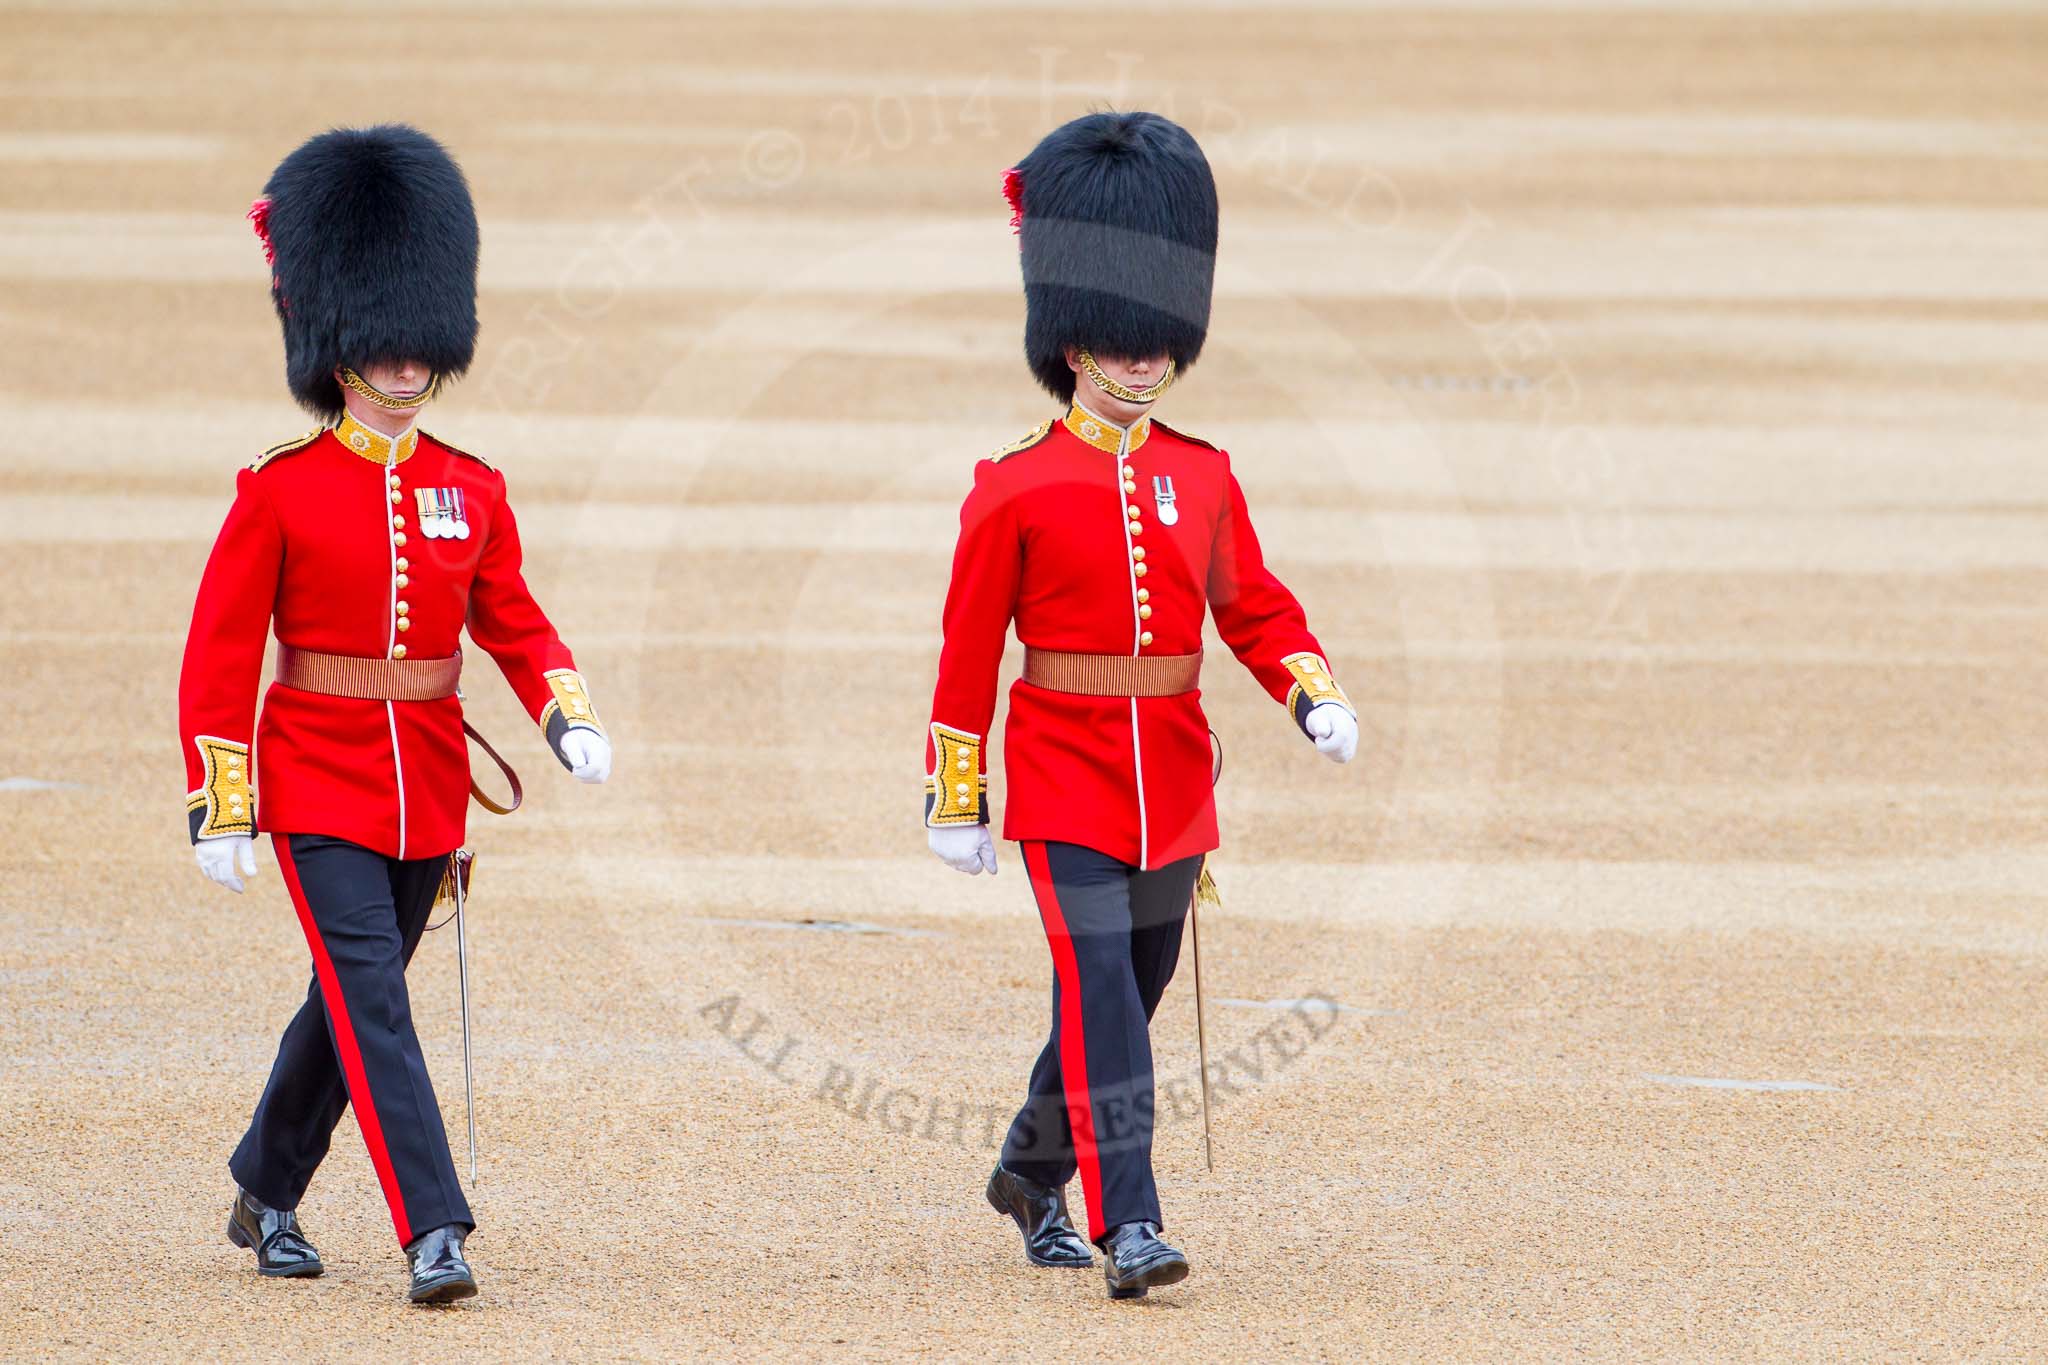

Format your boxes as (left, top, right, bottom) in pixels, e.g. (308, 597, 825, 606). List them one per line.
(225, 1188, 323, 1278)
(405, 1224, 477, 1305)
(986, 1164, 1094, 1268)
(1101, 1221, 1188, 1300)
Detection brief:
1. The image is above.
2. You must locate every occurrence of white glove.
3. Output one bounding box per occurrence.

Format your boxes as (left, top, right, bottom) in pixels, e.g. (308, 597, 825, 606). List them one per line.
(196, 834, 259, 894)
(560, 728, 612, 783)
(928, 823, 998, 875)
(1304, 703, 1358, 764)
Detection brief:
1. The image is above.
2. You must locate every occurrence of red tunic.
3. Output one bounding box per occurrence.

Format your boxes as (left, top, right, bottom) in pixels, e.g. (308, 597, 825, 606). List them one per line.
(179, 414, 603, 860)
(925, 400, 1352, 869)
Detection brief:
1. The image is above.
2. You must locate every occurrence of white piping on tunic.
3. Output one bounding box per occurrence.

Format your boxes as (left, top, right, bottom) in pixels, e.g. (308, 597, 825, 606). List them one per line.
(1078, 396, 1152, 871)
(386, 701, 405, 860)
(384, 442, 406, 858)
(1130, 696, 1147, 870)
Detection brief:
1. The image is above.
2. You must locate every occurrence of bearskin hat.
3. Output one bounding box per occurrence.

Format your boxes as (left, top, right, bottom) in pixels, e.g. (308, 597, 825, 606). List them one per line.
(1006, 111, 1219, 403)
(250, 124, 479, 422)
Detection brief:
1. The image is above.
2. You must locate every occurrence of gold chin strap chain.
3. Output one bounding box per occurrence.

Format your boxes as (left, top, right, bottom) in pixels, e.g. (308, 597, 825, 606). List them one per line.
(1078, 349, 1175, 405)
(339, 366, 440, 410)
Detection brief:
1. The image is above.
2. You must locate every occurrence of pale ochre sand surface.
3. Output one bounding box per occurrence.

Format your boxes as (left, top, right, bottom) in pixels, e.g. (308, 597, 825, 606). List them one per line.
(2, 1, 2046, 1359)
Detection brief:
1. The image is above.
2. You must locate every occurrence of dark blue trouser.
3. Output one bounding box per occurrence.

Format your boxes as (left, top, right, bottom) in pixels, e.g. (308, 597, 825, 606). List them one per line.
(229, 833, 472, 1246)
(1002, 840, 1200, 1243)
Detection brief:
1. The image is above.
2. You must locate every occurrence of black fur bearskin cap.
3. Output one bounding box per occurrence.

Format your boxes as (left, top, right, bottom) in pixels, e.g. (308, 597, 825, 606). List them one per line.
(1006, 111, 1219, 403)
(250, 124, 479, 422)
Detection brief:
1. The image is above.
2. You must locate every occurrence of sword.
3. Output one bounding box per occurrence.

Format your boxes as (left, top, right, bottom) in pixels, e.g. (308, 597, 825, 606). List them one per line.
(446, 720, 517, 1189)
(1191, 861, 1219, 1173)
(1191, 733, 1225, 1174)
(453, 848, 478, 1184)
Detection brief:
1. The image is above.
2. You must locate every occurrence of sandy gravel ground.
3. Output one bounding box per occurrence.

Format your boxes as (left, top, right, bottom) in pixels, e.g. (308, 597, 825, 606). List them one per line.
(2, 1, 2046, 1359)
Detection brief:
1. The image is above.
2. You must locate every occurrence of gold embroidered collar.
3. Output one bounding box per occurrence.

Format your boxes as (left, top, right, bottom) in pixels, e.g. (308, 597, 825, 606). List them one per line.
(334, 412, 420, 465)
(1063, 400, 1151, 456)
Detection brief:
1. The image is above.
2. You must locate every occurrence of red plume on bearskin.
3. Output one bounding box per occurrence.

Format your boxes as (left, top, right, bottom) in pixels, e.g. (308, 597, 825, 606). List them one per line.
(247, 195, 285, 314)
(246, 196, 276, 266)
(1002, 167, 1025, 234)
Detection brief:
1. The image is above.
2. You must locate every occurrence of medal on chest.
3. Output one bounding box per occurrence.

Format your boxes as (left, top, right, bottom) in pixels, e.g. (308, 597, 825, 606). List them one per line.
(1152, 474, 1179, 527)
(415, 486, 472, 540)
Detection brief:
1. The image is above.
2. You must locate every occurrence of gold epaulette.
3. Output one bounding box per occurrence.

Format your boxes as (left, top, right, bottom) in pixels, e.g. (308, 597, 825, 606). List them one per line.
(1151, 419, 1218, 452)
(247, 429, 321, 471)
(421, 429, 493, 471)
(989, 419, 1054, 463)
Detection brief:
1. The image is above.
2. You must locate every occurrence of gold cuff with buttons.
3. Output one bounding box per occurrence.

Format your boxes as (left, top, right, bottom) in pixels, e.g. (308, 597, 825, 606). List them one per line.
(925, 723, 988, 827)
(536, 671, 598, 732)
(1282, 652, 1354, 733)
(187, 736, 254, 843)
(541, 668, 604, 740)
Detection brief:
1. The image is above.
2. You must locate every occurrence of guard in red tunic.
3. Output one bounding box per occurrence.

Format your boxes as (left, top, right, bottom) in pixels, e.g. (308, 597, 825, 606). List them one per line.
(179, 125, 612, 1304)
(925, 112, 1359, 1300)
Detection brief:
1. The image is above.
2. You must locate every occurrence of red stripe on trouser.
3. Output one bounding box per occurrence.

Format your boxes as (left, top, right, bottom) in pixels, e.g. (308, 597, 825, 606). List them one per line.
(1024, 841, 1105, 1241)
(273, 838, 414, 1245)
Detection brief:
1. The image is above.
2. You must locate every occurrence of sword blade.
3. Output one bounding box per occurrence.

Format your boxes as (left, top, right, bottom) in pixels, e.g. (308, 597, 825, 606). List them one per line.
(454, 854, 477, 1184)
(1190, 896, 1216, 1173)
